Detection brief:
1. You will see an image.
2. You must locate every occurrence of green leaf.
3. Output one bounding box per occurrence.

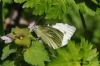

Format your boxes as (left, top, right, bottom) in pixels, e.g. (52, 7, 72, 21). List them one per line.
(11, 27, 32, 47)
(22, 0, 34, 8)
(92, 0, 99, 5)
(15, 37, 31, 47)
(48, 38, 99, 66)
(2, 60, 15, 66)
(14, 0, 27, 3)
(1, 45, 17, 60)
(24, 40, 49, 66)
(2, 0, 13, 4)
(48, 41, 81, 66)
(80, 39, 98, 61)
(96, 8, 100, 15)
(78, 3, 95, 16)
(11, 27, 30, 36)
(14, 0, 78, 22)
(93, 8, 100, 43)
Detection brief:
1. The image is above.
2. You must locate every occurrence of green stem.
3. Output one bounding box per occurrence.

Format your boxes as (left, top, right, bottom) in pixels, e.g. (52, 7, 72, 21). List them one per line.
(79, 10, 88, 39)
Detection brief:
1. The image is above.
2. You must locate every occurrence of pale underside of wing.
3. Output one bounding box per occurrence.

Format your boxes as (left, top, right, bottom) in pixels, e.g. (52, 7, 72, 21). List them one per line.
(34, 26, 63, 49)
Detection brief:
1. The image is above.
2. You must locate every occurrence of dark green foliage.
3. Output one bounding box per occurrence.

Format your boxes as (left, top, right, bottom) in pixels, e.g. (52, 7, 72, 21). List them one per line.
(48, 39, 99, 66)
(14, 0, 78, 22)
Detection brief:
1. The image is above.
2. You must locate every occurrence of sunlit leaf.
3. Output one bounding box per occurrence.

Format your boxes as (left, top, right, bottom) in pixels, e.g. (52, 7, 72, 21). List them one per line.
(24, 40, 49, 66)
(1, 45, 16, 60)
(48, 38, 99, 66)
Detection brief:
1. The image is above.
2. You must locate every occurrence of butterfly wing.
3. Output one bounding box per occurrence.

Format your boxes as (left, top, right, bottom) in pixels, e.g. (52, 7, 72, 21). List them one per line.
(34, 26, 63, 49)
(52, 23, 76, 46)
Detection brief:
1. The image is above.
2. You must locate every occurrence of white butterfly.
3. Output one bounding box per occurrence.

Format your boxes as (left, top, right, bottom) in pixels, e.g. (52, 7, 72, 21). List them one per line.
(1, 22, 76, 49)
(29, 22, 76, 49)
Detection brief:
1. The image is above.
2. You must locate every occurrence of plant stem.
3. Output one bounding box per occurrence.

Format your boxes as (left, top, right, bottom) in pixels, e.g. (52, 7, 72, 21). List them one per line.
(79, 10, 88, 39)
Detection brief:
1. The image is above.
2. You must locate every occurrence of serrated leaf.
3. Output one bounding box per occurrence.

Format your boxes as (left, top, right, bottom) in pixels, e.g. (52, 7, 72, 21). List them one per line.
(15, 0, 78, 22)
(48, 41, 81, 66)
(1, 45, 17, 60)
(23, 0, 34, 8)
(48, 38, 99, 66)
(80, 39, 99, 64)
(24, 40, 49, 66)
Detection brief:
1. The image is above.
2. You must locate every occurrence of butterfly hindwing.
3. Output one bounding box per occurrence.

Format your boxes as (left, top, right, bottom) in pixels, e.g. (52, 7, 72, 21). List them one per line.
(34, 26, 63, 49)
